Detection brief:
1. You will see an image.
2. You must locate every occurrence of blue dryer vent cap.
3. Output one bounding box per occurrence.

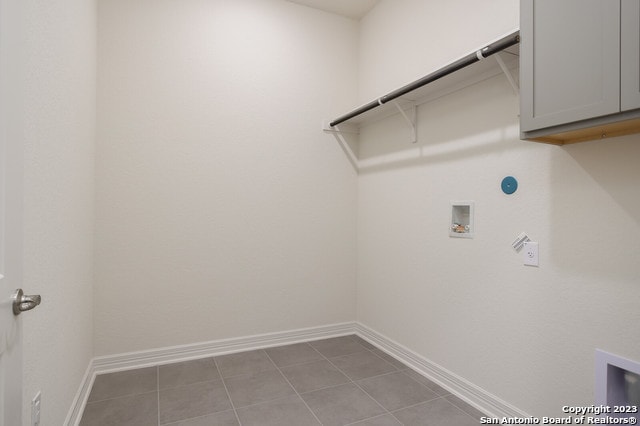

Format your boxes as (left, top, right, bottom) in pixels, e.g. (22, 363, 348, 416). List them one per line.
(501, 176, 518, 195)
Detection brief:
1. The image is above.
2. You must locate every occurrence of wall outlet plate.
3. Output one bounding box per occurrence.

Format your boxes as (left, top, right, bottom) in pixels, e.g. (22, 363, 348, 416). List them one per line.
(523, 242, 539, 267)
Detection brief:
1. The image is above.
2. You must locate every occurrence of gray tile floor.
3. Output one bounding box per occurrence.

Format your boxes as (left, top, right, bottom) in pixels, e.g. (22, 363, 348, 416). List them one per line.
(80, 335, 484, 425)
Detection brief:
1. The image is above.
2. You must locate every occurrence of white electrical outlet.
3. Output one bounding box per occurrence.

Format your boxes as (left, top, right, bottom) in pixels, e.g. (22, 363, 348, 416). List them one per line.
(32, 391, 41, 426)
(523, 242, 539, 267)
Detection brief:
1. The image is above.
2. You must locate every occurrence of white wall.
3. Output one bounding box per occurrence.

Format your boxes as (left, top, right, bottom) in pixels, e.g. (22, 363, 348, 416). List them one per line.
(357, 0, 519, 102)
(21, 0, 96, 424)
(357, 0, 640, 417)
(95, 0, 359, 356)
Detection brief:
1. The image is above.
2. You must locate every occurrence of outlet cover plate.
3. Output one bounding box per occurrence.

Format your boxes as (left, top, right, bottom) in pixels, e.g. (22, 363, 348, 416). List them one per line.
(523, 242, 539, 267)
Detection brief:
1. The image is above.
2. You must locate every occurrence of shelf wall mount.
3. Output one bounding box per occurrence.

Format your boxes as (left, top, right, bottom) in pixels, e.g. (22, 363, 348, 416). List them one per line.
(391, 101, 417, 143)
(494, 52, 520, 96)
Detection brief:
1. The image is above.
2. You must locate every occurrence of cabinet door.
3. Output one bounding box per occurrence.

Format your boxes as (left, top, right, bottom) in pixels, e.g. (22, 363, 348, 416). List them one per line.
(621, 0, 640, 111)
(520, 0, 621, 132)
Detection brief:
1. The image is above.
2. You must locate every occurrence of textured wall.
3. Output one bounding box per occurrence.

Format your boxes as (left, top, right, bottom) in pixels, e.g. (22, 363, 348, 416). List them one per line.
(21, 0, 96, 423)
(357, 0, 640, 417)
(95, 0, 359, 356)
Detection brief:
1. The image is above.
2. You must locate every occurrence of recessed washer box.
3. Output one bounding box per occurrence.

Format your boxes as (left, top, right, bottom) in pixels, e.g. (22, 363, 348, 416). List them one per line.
(450, 201, 474, 238)
(595, 349, 640, 420)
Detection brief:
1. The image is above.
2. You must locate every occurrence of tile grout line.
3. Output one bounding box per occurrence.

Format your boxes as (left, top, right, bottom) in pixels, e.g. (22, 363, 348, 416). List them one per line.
(398, 366, 482, 420)
(357, 335, 490, 420)
(401, 368, 452, 396)
(156, 366, 160, 426)
(383, 394, 481, 423)
(248, 341, 446, 425)
(213, 356, 243, 426)
(325, 335, 468, 425)
(318, 336, 398, 424)
(263, 348, 325, 425)
(343, 413, 402, 426)
(232, 337, 464, 425)
(262, 339, 396, 425)
(343, 376, 396, 421)
(388, 396, 447, 414)
(81, 389, 158, 405)
(441, 394, 484, 423)
(355, 338, 478, 425)
(301, 335, 412, 424)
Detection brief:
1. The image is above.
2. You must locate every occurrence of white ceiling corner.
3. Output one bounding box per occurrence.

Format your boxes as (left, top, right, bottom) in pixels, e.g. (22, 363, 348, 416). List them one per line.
(285, 0, 379, 20)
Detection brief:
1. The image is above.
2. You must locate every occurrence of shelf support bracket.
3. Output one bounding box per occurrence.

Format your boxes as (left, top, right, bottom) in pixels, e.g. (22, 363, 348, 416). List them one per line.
(391, 101, 417, 143)
(321, 121, 359, 172)
(494, 52, 519, 96)
(322, 120, 359, 135)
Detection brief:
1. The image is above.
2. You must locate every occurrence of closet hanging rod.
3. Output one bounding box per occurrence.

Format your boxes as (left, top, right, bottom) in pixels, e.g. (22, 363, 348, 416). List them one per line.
(329, 31, 520, 128)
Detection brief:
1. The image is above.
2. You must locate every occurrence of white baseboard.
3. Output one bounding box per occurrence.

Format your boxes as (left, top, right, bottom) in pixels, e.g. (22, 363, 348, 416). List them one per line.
(91, 322, 356, 374)
(64, 322, 355, 425)
(66, 321, 527, 425)
(64, 359, 96, 426)
(353, 322, 529, 419)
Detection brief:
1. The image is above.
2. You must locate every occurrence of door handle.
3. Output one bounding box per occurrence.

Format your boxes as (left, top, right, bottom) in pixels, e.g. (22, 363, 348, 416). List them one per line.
(12, 289, 42, 315)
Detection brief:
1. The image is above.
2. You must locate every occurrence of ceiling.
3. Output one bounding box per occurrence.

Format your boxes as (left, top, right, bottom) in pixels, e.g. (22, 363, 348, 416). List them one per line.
(285, 0, 379, 20)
